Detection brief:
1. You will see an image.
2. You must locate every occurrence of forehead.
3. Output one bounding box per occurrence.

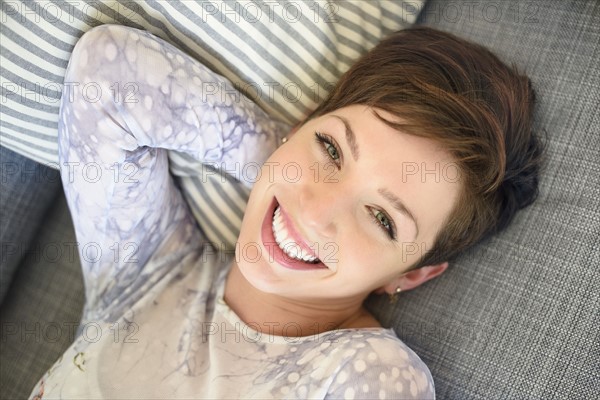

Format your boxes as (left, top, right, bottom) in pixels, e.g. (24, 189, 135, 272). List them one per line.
(325, 105, 462, 240)
(323, 105, 452, 164)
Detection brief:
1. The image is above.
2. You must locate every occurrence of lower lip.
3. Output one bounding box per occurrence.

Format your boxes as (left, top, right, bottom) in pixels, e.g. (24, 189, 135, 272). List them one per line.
(260, 198, 328, 271)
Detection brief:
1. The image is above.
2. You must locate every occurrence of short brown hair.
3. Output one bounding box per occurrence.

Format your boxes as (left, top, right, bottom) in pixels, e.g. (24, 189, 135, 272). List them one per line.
(305, 26, 544, 269)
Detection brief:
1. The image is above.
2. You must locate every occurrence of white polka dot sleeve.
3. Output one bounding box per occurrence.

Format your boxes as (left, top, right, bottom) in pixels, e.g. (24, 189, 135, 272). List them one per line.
(58, 25, 286, 324)
(325, 335, 436, 399)
(63, 25, 286, 187)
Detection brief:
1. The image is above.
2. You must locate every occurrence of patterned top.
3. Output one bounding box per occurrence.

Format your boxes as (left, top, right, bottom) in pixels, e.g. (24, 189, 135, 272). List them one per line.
(30, 253, 434, 399)
(29, 25, 435, 399)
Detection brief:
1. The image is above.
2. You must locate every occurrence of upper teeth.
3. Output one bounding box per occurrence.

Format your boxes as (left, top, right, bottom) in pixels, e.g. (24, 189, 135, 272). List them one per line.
(272, 206, 319, 263)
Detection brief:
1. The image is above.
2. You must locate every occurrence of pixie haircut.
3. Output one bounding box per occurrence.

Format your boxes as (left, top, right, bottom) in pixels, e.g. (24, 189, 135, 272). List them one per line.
(306, 26, 544, 270)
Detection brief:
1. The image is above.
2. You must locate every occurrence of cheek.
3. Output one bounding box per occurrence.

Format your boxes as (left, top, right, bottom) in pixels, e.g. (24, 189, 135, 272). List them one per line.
(265, 147, 318, 187)
(338, 237, 403, 276)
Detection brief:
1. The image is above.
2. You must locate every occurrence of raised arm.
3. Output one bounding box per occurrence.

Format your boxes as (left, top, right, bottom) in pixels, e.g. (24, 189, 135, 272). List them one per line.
(59, 25, 285, 323)
(64, 25, 286, 185)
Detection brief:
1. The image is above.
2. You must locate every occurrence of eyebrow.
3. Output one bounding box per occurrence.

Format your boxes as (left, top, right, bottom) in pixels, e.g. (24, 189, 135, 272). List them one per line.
(378, 188, 419, 239)
(329, 114, 419, 239)
(331, 115, 359, 161)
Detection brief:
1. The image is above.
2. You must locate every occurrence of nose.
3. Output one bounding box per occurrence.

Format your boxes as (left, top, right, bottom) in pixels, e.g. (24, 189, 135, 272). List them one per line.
(297, 178, 344, 240)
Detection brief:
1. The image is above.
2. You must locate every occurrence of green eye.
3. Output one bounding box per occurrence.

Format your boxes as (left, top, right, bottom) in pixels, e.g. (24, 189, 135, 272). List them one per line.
(326, 143, 339, 160)
(370, 208, 396, 240)
(375, 211, 390, 229)
(314, 132, 342, 167)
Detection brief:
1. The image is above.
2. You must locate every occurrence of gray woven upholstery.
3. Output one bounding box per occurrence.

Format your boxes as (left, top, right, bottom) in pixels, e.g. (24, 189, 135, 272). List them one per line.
(0, 191, 85, 398)
(366, 0, 600, 398)
(0, 147, 61, 305)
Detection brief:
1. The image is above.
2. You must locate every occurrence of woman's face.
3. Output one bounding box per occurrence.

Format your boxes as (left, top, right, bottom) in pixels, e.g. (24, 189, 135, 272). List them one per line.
(235, 105, 460, 302)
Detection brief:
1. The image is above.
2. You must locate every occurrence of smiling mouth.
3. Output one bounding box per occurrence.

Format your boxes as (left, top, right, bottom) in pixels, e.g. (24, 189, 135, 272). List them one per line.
(272, 206, 321, 264)
(261, 198, 330, 271)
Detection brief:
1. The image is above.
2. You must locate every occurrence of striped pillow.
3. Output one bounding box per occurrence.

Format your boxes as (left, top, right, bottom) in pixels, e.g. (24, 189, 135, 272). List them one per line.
(1, 0, 423, 249)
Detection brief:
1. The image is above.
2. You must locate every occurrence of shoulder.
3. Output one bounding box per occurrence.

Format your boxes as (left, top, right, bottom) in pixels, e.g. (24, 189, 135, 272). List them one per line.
(324, 329, 435, 399)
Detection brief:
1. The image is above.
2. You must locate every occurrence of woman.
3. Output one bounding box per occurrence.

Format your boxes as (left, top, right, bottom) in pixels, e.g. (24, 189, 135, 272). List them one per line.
(31, 24, 541, 399)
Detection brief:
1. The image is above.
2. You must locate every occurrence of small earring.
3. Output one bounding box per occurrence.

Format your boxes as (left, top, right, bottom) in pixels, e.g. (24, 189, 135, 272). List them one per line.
(281, 136, 288, 144)
(389, 287, 402, 304)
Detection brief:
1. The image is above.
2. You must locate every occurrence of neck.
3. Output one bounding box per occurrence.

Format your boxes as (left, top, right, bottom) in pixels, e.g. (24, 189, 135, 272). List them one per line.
(223, 262, 380, 337)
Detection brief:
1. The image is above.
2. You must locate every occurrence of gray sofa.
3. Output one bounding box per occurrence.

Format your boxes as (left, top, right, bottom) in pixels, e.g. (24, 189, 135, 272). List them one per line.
(1, 1, 598, 399)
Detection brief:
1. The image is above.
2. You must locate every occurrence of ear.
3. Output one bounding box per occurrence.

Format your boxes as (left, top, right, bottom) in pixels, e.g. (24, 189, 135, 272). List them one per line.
(376, 262, 449, 294)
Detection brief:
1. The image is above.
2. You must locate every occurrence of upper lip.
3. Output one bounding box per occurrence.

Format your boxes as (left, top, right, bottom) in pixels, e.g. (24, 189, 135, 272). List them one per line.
(276, 200, 319, 259)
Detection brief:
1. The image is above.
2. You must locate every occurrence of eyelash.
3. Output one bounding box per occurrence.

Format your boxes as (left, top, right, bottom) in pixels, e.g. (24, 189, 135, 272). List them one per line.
(314, 132, 342, 168)
(313, 132, 397, 241)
